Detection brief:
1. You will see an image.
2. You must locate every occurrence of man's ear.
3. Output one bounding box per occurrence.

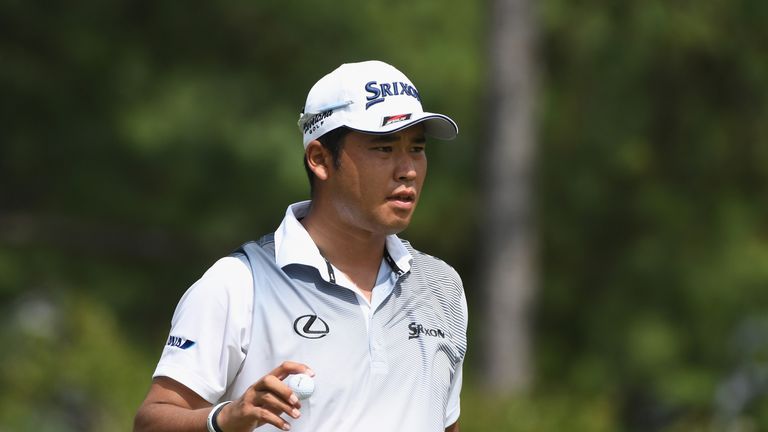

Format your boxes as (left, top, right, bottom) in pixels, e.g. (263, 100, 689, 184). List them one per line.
(305, 140, 331, 181)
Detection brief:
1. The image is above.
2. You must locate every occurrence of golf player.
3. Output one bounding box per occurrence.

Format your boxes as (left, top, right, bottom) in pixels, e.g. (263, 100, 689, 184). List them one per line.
(134, 60, 468, 432)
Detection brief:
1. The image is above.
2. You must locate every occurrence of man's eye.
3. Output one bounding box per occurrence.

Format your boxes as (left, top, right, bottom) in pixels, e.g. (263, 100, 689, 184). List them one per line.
(373, 146, 393, 152)
(411, 146, 426, 153)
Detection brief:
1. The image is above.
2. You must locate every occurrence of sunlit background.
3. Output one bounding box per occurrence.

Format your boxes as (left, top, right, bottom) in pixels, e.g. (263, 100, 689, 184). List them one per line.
(2, 1, 768, 430)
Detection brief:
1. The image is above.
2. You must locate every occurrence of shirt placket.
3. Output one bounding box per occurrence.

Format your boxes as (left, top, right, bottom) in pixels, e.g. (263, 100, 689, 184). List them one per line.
(368, 267, 407, 375)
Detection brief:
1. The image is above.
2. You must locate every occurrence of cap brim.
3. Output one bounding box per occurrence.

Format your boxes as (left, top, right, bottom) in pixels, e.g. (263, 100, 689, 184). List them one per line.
(348, 113, 458, 141)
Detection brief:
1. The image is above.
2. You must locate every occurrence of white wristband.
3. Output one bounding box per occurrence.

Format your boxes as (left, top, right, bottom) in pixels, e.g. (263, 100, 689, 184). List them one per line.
(206, 401, 232, 432)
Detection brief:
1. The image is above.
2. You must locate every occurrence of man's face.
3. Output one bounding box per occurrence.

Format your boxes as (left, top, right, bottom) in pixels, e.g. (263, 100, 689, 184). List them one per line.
(325, 124, 428, 236)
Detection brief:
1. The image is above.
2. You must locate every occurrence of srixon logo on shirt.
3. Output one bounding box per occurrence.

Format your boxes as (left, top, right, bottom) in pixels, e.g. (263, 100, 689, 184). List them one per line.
(408, 322, 446, 340)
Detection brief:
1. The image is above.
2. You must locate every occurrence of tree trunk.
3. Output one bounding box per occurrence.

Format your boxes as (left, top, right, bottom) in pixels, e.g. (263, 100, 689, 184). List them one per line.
(480, 0, 537, 394)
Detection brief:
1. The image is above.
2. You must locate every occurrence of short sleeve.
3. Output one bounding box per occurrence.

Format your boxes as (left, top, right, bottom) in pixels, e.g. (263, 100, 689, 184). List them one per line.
(444, 362, 464, 427)
(445, 288, 468, 427)
(153, 255, 253, 404)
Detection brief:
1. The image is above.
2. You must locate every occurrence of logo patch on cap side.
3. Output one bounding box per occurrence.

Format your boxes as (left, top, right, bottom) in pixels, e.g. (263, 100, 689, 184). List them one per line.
(302, 109, 334, 135)
(382, 113, 412, 126)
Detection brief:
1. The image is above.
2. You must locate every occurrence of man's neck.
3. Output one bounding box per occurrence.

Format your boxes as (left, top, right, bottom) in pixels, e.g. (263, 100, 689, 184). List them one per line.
(300, 203, 387, 294)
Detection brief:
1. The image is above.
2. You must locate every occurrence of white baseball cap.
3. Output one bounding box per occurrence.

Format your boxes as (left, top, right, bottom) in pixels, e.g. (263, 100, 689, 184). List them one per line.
(298, 60, 458, 148)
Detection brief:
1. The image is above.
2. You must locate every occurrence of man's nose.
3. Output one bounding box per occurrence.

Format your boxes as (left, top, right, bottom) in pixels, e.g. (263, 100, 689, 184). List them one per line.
(396, 153, 417, 182)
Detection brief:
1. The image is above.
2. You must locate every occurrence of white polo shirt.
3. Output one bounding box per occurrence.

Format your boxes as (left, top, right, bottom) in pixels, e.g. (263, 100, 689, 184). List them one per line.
(154, 201, 467, 431)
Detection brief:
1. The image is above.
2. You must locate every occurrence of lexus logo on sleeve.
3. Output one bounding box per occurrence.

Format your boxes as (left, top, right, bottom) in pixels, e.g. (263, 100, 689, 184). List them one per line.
(293, 314, 330, 339)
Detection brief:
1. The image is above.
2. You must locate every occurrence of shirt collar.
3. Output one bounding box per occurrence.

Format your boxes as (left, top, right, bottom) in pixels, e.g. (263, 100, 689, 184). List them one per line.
(274, 201, 412, 282)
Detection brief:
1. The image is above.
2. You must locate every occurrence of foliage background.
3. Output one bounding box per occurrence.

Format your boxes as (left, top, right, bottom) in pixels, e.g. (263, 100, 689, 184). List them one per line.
(1, 1, 767, 430)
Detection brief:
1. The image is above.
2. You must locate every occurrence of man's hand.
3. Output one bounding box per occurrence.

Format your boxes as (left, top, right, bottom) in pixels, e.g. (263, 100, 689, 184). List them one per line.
(133, 361, 313, 432)
(216, 361, 314, 432)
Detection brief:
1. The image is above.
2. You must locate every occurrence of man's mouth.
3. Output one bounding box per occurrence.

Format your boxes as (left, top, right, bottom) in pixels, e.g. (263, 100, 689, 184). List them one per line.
(386, 190, 417, 209)
(387, 191, 416, 202)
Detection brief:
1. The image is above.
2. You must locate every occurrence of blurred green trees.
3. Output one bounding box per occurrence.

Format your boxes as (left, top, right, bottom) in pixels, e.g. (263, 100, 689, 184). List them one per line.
(536, 0, 768, 429)
(1, 0, 767, 430)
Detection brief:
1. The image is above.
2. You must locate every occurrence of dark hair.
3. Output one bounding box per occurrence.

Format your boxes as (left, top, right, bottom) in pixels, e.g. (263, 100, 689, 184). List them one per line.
(304, 126, 351, 195)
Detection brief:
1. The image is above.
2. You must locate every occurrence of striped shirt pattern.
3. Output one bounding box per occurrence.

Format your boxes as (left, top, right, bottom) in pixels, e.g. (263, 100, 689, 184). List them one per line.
(223, 234, 468, 432)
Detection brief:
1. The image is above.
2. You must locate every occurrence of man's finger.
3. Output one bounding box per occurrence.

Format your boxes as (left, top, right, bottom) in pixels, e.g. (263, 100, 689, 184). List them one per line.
(245, 405, 293, 431)
(256, 375, 301, 407)
(255, 390, 301, 419)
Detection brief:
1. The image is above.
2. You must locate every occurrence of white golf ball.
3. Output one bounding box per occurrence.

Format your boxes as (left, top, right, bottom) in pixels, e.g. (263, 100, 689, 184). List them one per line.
(284, 373, 315, 400)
